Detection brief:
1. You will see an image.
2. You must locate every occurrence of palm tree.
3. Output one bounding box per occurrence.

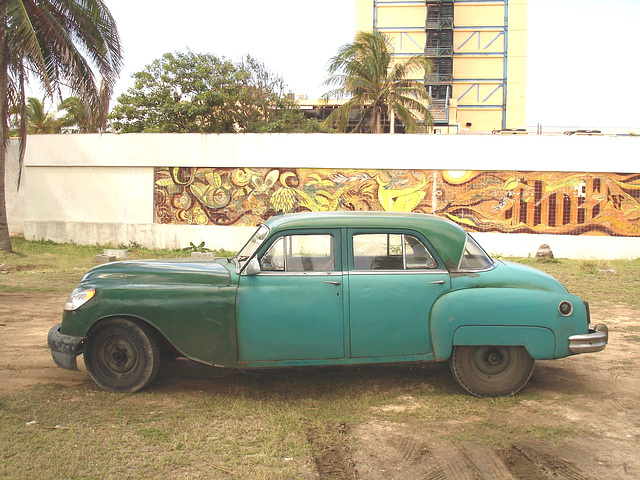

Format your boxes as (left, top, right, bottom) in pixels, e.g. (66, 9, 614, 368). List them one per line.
(322, 31, 434, 134)
(0, 0, 122, 251)
(26, 97, 60, 134)
(58, 96, 95, 133)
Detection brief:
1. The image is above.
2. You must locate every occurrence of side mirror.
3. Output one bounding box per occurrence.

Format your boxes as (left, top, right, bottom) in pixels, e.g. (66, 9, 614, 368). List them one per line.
(244, 258, 261, 275)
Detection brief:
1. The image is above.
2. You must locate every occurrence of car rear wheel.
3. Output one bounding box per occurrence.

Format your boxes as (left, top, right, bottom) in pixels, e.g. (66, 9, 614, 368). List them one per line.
(84, 317, 160, 393)
(450, 345, 534, 397)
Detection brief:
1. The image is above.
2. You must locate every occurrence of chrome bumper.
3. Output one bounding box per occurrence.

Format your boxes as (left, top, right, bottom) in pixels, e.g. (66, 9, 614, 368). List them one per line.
(48, 323, 86, 371)
(568, 324, 608, 354)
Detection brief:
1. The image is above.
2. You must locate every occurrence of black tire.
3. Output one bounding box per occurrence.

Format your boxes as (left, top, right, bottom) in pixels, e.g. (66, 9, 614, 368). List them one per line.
(450, 345, 534, 397)
(84, 317, 160, 393)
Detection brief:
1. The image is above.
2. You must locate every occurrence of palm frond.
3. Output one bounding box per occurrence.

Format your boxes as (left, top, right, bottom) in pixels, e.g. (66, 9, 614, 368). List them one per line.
(321, 30, 433, 133)
(1, 0, 123, 202)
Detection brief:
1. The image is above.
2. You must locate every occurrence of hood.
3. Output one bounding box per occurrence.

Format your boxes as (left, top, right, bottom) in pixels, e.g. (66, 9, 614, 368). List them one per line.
(82, 258, 232, 287)
(452, 260, 568, 294)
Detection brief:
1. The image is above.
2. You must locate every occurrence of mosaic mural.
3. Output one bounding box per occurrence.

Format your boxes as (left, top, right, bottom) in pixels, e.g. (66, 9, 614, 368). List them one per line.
(154, 167, 640, 237)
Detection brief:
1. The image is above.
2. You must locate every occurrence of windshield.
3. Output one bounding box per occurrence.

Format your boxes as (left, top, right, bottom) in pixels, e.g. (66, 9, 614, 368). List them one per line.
(458, 234, 495, 270)
(235, 225, 269, 272)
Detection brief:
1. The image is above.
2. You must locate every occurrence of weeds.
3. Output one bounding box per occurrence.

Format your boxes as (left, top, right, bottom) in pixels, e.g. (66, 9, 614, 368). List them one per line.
(579, 259, 604, 275)
(117, 240, 142, 250)
(182, 241, 211, 253)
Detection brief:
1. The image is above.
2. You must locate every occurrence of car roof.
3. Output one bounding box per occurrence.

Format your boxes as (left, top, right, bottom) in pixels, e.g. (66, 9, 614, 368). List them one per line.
(263, 212, 467, 269)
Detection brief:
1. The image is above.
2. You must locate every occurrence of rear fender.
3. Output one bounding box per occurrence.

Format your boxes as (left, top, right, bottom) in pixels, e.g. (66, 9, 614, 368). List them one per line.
(452, 325, 555, 359)
(430, 287, 587, 361)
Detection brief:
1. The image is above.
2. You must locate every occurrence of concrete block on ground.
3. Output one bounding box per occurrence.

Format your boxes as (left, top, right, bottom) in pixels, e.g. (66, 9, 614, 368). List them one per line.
(95, 254, 117, 263)
(191, 252, 216, 258)
(103, 249, 128, 260)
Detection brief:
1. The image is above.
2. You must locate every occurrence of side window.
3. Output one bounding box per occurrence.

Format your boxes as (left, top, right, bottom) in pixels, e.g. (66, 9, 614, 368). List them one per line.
(353, 233, 437, 270)
(260, 234, 335, 272)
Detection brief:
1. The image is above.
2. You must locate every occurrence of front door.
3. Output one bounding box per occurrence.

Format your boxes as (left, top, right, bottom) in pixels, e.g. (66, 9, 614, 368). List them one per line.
(236, 231, 344, 362)
(347, 230, 450, 358)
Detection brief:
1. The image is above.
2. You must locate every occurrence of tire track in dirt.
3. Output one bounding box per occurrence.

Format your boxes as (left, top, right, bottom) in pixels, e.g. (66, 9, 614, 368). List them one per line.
(308, 423, 356, 480)
(502, 444, 597, 480)
(429, 441, 516, 480)
(348, 422, 599, 480)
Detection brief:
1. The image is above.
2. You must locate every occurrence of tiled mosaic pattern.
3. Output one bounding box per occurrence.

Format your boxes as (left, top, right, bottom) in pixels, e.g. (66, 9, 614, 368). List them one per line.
(154, 168, 640, 236)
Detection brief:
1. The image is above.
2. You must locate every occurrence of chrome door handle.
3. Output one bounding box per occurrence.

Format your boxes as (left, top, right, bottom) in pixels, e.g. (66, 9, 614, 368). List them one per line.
(429, 280, 445, 285)
(324, 281, 341, 286)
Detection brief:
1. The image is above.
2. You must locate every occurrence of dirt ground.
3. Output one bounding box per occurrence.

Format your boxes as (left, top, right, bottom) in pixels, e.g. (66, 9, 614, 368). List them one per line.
(1, 293, 639, 479)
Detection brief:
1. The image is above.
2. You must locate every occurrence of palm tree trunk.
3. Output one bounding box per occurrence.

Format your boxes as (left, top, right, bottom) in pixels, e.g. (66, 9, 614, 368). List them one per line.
(0, 146, 11, 252)
(374, 106, 382, 134)
(0, 36, 13, 252)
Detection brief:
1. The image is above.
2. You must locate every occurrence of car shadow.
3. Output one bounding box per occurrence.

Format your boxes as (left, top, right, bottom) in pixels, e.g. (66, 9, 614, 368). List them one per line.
(151, 357, 457, 398)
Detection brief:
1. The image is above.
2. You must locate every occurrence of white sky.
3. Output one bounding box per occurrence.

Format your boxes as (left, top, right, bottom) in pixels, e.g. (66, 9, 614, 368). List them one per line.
(102, 0, 639, 128)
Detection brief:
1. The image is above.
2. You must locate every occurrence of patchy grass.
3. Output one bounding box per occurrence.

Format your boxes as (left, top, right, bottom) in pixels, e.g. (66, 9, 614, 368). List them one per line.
(3, 238, 639, 303)
(1, 240, 638, 478)
(0, 363, 600, 480)
(0, 237, 231, 294)
(506, 257, 640, 307)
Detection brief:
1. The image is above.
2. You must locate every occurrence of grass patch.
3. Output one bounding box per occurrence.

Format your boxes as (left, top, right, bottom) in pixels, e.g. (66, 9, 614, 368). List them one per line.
(0, 368, 460, 479)
(4, 238, 640, 303)
(0, 363, 595, 479)
(0, 237, 228, 294)
(1, 241, 637, 478)
(508, 257, 640, 307)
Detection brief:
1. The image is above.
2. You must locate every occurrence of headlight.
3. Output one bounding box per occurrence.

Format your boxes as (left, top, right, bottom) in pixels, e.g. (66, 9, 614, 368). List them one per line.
(64, 288, 96, 311)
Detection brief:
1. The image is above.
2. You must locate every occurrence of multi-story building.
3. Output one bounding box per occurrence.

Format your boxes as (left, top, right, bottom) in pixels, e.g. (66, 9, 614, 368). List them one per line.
(355, 0, 527, 133)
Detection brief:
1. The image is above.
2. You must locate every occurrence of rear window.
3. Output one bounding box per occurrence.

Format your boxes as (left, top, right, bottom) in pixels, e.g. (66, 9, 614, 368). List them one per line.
(353, 233, 437, 270)
(458, 235, 494, 270)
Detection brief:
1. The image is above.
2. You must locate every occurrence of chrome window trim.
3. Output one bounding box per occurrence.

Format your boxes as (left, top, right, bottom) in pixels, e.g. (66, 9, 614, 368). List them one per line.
(253, 271, 342, 277)
(452, 262, 498, 274)
(236, 224, 271, 274)
(349, 269, 449, 276)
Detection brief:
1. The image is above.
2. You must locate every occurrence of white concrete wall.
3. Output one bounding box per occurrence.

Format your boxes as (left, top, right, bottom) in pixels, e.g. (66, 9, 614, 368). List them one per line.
(18, 132, 640, 172)
(5, 140, 25, 235)
(5, 133, 640, 259)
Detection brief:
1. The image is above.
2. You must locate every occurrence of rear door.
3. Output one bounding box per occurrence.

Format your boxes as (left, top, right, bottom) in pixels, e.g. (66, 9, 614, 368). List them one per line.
(347, 229, 450, 358)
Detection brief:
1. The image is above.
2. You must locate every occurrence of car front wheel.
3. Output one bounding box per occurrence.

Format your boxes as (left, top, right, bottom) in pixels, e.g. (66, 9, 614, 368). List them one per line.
(84, 317, 160, 393)
(450, 345, 534, 397)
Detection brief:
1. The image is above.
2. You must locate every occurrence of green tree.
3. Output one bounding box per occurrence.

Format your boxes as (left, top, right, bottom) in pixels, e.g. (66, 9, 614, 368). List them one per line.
(0, 0, 123, 252)
(322, 31, 434, 134)
(58, 96, 98, 133)
(26, 97, 60, 134)
(110, 51, 326, 134)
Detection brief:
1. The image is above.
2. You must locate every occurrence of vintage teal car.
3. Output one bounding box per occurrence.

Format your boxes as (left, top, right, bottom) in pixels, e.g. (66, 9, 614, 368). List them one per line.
(48, 212, 608, 397)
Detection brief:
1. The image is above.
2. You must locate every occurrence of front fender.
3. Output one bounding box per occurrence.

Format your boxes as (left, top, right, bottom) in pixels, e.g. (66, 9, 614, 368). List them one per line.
(430, 287, 589, 361)
(60, 284, 238, 367)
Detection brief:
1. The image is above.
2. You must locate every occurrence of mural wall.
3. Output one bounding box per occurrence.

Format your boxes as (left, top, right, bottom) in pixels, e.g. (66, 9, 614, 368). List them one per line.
(154, 167, 640, 237)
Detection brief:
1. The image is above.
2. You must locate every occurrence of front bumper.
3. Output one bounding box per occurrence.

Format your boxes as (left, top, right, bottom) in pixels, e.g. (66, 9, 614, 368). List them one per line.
(568, 323, 608, 354)
(48, 323, 86, 371)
